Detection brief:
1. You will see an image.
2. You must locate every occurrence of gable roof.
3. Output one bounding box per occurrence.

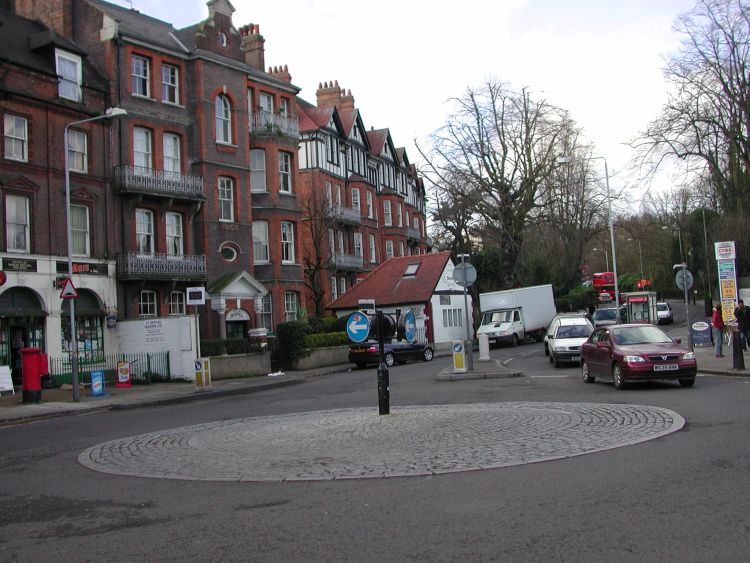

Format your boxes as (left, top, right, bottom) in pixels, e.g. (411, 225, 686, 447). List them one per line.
(328, 252, 451, 310)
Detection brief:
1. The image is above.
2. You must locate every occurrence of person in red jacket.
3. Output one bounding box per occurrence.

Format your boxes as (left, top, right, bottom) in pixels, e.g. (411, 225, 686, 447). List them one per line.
(711, 305, 725, 357)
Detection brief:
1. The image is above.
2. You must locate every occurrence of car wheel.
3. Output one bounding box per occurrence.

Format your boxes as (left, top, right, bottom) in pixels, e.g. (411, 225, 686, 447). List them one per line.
(679, 377, 695, 388)
(422, 347, 434, 362)
(612, 363, 625, 390)
(384, 352, 395, 368)
(512, 334, 519, 347)
(553, 354, 561, 368)
(581, 361, 595, 383)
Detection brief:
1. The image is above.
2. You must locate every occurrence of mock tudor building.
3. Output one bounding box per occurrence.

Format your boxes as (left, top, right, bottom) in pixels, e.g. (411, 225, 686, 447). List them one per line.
(1, 0, 430, 378)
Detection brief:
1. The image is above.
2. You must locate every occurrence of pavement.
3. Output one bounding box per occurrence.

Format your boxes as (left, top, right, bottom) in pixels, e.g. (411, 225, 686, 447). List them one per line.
(0, 341, 746, 425)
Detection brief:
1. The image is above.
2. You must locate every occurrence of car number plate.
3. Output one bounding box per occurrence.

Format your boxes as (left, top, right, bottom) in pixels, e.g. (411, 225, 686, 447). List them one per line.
(653, 364, 678, 371)
(571, 355, 580, 361)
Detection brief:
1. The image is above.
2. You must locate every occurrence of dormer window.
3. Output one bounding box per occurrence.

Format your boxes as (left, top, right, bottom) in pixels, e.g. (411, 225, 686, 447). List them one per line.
(55, 49, 81, 101)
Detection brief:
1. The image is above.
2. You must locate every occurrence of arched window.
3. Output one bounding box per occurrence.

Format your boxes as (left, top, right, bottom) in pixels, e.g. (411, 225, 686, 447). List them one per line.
(215, 94, 232, 143)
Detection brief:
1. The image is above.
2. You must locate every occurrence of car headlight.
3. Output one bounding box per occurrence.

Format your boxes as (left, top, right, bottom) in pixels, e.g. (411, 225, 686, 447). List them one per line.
(623, 355, 645, 363)
(553, 344, 566, 352)
(682, 352, 695, 360)
(498, 330, 510, 336)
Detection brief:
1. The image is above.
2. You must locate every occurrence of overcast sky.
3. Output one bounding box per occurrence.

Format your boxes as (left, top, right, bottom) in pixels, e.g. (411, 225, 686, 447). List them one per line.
(123, 0, 697, 204)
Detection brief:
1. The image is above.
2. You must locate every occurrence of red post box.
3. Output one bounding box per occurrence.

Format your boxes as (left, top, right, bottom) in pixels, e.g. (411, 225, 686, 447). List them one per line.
(21, 347, 42, 404)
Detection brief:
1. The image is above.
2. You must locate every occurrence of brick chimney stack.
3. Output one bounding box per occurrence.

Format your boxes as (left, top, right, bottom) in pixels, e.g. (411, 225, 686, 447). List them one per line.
(316, 82, 356, 110)
(239, 24, 265, 70)
(14, 0, 74, 37)
(269, 64, 292, 83)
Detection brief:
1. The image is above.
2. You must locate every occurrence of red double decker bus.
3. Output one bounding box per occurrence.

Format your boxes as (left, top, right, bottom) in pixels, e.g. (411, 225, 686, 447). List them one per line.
(592, 272, 616, 302)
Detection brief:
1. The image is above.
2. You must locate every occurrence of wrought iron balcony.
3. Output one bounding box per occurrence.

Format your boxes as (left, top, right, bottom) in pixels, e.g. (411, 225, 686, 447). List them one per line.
(116, 252, 207, 281)
(331, 252, 364, 271)
(250, 112, 300, 139)
(406, 227, 421, 241)
(115, 165, 205, 200)
(327, 204, 361, 226)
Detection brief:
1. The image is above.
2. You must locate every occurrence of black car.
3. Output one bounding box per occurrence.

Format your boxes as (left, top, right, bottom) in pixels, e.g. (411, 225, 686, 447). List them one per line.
(348, 340, 434, 367)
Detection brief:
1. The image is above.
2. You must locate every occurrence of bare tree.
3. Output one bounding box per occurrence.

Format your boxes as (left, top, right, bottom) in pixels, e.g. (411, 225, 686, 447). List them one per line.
(300, 188, 336, 317)
(633, 0, 750, 214)
(418, 79, 567, 287)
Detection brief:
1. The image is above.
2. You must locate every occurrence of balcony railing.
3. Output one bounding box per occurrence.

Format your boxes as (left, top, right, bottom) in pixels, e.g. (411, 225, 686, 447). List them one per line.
(115, 165, 205, 200)
(331, 252, 364, 271)
(406, 227, 421, 241)
(327, 204, 361, 226)
(250, 112, 300, 139)
(116, 252, 207, 281)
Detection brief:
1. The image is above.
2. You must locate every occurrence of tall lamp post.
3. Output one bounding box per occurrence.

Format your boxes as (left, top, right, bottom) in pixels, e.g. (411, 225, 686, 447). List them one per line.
(65, 107, 126, 401)
(559, 155, 619, 313)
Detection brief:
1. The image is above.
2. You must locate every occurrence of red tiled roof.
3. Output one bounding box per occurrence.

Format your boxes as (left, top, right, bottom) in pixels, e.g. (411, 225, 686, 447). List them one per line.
(328, 252, 452, 310)
(297, 105, 335, 132)
(366, 128, 388, 155)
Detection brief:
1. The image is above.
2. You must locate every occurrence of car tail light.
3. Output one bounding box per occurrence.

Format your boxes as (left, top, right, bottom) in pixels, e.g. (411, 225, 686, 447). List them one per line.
(367, 346, 377, 353)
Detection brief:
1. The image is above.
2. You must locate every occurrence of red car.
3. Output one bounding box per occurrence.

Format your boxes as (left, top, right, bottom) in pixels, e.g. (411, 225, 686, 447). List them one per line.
(580, 324, 697, 389)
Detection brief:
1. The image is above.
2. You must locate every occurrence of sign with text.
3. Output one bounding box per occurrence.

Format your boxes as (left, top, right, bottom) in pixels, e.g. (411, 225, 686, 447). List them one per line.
(0, 366, 13, 394)
(186, 287, 206, 306)
(714, 241, 736, 260)
(2, 258, 36, 272)
(55, 261, 108, 275)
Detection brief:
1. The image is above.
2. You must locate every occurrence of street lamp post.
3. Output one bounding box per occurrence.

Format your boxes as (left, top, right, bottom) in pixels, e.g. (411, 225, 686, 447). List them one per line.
(64, 107, 126, 401)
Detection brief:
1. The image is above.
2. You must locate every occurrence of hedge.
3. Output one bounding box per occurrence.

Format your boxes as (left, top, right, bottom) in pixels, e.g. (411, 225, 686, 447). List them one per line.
(304, 331, 348, 348)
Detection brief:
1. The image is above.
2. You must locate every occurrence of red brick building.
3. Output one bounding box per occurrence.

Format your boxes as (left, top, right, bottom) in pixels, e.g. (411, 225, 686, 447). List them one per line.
(1, 0, 430, 366)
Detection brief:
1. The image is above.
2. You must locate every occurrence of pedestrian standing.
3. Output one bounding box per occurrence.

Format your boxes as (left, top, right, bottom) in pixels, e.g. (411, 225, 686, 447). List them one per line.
(711, 306, 725, 357)
(735, 299, 750, 352)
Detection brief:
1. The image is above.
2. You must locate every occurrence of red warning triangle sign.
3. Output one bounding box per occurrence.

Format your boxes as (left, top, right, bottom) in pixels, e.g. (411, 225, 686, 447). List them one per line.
(60, 277, 78, 299)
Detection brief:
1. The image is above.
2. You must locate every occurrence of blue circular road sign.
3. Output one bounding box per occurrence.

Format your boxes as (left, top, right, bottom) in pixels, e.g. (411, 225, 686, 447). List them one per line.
(403, 310, 417, 343)
(346, 311, 371, 343)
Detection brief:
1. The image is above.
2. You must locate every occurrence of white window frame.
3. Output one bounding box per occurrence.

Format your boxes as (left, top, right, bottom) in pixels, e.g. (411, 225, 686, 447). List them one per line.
(383, 200, 392, 226)
(397, 202, 403, 227)
(367, 191, 374, 219)
(334, 184, 342, 206)
(339, 277, 346, 295)
(325, 181, 333, 205)
(56, 49, 82, 101)
(67, 129, 88, 174)
(71, 204, 90, 257)
(284, 291, 298, 321)
(252, 221, 269, 263)
(131, 54, 150, 98)
(250, 149, 267, 192)
(215, 94, 232, 144)
(369, 234, 376, 263)
(279, 152, 292, 193)
(4, 114, 28, 162)
(279, 98, 290, 115)
(218, 176, 234, 222)
(259, 92, 273, 113)
(169, 291, 186, 316)
(352, 188, 361, 212)
(281, 221, 295, 263)
(330, 276, 338, 301)
(6, 194, 30, 254)
(385, 240, 394, 259)
(166, 212, 183, 257)
(163, 133, 180, 177)
(133, 127, 153, 174)
(135, 208, 154, 255)
(260, 293, 273, 332)
(399, 241, 405, 256)
(139, 290, 157, 317)
(353, 232, 363, 257)
(161, 63, 179, 104)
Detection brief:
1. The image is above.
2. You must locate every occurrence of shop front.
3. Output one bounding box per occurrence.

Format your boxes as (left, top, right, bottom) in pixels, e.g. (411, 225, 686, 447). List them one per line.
(0, 287, 47, 385)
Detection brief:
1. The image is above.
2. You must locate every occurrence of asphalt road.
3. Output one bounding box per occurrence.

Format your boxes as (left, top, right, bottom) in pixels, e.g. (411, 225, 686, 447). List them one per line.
(2, 318, 749, 561)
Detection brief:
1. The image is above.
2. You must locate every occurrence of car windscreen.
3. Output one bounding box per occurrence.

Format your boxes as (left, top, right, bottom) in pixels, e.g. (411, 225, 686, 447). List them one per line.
(612, 326, 673, 345)
(594, 309, 617, 320)
(657, 304, 669, 311)
(555, 325, 592, 338)
(483, 311, 511, 324)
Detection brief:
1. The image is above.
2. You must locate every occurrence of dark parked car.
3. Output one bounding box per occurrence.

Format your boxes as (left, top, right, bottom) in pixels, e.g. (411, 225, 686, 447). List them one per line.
(348, 340, 434, 368)
(580, 324, 697, 389)
(591, 307, 619, 327)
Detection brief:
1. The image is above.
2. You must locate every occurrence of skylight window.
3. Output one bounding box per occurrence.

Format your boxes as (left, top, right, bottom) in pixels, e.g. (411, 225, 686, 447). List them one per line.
(403, 263, 420, 277)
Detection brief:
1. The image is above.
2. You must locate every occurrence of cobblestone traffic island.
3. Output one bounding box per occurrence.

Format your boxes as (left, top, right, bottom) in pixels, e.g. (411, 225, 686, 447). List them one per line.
(79, 402, 684, 482)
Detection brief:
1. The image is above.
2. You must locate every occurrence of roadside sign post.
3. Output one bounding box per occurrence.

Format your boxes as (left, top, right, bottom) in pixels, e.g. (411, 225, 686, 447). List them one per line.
(346, 310, 389, 415)
(674, 264, 694, 351)
(455, 256, 477, 371)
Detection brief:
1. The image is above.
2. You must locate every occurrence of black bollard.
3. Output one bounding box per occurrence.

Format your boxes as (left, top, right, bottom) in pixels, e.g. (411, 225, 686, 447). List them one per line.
(376, 310, 390, 415)
(733, 331, 746, 370)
